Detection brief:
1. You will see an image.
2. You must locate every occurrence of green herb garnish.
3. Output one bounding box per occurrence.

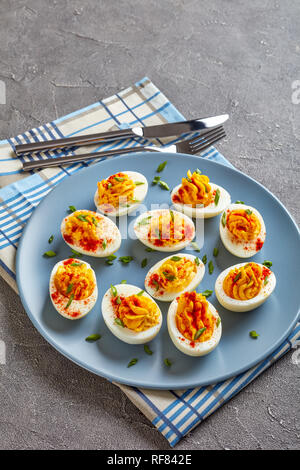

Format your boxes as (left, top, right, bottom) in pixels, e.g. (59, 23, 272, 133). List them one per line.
(137, 290, 144, 296)
(208, 261, 214, 275)
(152, 176, 161, 185)
(169, 210, 174, 222)
(144, 345, 153, 355)
(156, 161, 167, 173)
(214, 189, 220, 206)
(138, 216, 152, 226)
(68, 205, 76, 213)
(115, 317, 125, 327)
(48, 235, 54, 244)
(195, 168, 202, 175)
(234, 272, 241, 282)
(121, 280, 127, 284)
(163, 272, 176, 281)
(152, 279, 160, 291)
(127, 358, 138, 368)
(159, 180, 170, 191)
(85, 334, 101, 342)
(102, 239, 107, 250)
(145, 247, 156, 252)
(264, 276, 269, 285)
(195, 257, 200, 266)
(110, 284, 118, 297)
(114, 176, 125, 182)
(201, 290, 213, 298)
(213, 247, 219, 257)
(262, 260, 272, 268)
(119, 256, 134, 264)
(235, 201, 245, 204)
(135, 181, 145, 186)
(245, 209, 252, 215)
(202, 254, 207, 265)
(106, 255, 116, 264)
(249, 330, 259, 339)
(70, 249, 82, 258)
(141, 258, 148, 268)
(116, 296, 121, 304)
(107, 182, 112, 189)
(194, 327, 206, 341)
(43, 250, 57, 258)
(190, 241, 201, 252)
(171, 256, 181, 262)
(216, 318, 221, 328)
(221, 211, 227, 227)
(92, 217, 98, 226)
(76, 214, 88, 223)
(164, 358, 172, 367)
(65, 293, 74, 309)
(70, 262, 83, 267)
(66, 283, 73, 294)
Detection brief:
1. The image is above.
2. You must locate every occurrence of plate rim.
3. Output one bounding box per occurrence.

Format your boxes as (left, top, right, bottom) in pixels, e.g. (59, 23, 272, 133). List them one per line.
(16, 152, 300, 389)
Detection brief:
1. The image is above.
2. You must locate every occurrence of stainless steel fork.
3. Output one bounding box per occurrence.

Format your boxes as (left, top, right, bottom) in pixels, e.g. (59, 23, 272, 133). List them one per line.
(22, 126, 226, 171)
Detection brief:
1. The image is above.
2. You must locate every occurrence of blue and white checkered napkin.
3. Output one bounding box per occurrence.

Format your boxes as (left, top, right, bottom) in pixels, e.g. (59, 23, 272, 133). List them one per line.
(0, 77, 299, 446)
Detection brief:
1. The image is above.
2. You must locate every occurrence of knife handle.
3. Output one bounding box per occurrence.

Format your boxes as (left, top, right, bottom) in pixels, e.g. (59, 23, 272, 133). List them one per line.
(15, 128, 137, 156)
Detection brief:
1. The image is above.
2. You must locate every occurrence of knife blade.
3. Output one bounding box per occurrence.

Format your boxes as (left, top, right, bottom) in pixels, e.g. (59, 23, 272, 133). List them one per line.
(14, 114, 229, 155)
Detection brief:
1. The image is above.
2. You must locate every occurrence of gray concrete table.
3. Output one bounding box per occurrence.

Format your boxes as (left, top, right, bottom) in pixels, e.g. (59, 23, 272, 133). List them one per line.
(0, 0, 299, 450)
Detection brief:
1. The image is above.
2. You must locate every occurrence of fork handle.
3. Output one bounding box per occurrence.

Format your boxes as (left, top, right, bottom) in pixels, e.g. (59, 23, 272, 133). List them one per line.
(22, 146, 152, 171)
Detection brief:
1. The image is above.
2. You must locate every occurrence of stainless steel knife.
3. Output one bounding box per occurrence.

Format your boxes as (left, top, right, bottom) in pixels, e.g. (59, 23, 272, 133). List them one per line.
(14, 114, 229, 155)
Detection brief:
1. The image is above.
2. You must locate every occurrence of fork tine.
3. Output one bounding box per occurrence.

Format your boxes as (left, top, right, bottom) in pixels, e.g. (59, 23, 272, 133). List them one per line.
(188, 126, 224, 148)
(190, 131, 226, 154)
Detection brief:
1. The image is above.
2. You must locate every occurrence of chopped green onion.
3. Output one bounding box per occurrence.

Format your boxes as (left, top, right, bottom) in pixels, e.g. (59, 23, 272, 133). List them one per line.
(70, 262, 83, 267)
(107, 182, 112, 189)
(208, 261, 214, 275)
(138, 216, 152, 226)
(213, 247, 219, 257)
(216, 317, 221, 328)
(68, 205, 76, 213)
(156, 161, 167, 173)
(164, 358, 172, 367)
(66, 283, 73, 294)
(145, 247, 156, 252)
(195, 168, 202, 175)
(65, 293, 74, 309)
(169, 210, 174, 222)
(110, 284, 117, 297)
(245, 209, 252, 215)
(234, 272, 241, 282)
(163, 272, 176, 281)
(116, 296, 121, 304)
(121, 280, 127, 284)
(102, 239, 107, 250)
(76, 214, 88, 222)
(202, 254, 207, 265)
(115, 317, 125, 327)
(195, 257, 200, 266)
(70, 249, 82, 258)
(141, 258, 148, 268)
(92, 217, 98, 226)
(214, 189, 220, 206)
(152, 280, 160, 291)
(106, 255, 117, 261)
(171, 256, 181, 262)
(119, 256, 134, 264)
(135, 181, 145, 186)
(249, 330, 259, 339)
(186, 176, 193, 183)
(235, 201, 245, 204)
(152, 176, 161, 185)
(43, 250, 57, 258)
(48, 235, 54, 244)
(137, 290, 144, 296)
(144, 345, 153, 355)
(201, 290, 213, 298)
(194, 327, 206, 340)
(85, 334, 101, 342)
(159, 180, 170, 191)
(221, 211, 227, 227)
(105, 260, 114, 266)
(262, 260, 273, 268)
(127, 358, 138, 368)
(190, 241, 201, 252)
(114, 176, 125, 182)
(264, 276, 269, 285)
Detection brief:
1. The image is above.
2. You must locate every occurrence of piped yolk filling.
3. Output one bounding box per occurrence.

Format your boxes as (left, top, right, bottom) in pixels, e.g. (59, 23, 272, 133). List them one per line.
(176, 291, 215, 342)
(147, 213, 193, 246)
(227, 210, 261, 241)
(150, 258, 197, 293)
(114, 294, 160, 332)
(97, 172, 135, 210)
(64, 211, 104, 252)
(223, 263, 263, 300)
(174, 170, 213, 207)
(54, 261, 95, 300)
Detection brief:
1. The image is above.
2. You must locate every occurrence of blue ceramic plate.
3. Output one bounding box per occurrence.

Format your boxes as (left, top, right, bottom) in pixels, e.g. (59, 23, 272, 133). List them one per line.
(16, 153, 300, 389)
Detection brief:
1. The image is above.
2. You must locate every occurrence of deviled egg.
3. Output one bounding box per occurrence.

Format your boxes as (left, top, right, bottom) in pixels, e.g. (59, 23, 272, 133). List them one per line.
(101, 283, 162, 344)
(145, 253, 205, 302)
(61, 209, 121, 257)
(219, 203, 266, 257)
(167, 291, 222, 356)
(215, 262, 276, 312)
(49, 258, 98, 320)
(134, 209, 195, 252)
(94, 171, 148, 216)
(171, 169, 231, 218)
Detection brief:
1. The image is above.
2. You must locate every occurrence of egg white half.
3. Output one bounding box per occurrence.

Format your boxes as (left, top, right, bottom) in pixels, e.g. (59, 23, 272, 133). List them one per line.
(167, 298, 222, 356)
(101, 284, 162, 344)
(61, 209, 121, 257)
(134, 209, 195, 252)
(94, 171, 148, 217)
(49, 259, 98, 320)
(171, 182, 231, 219)
(145, 253, 205, 302)
(219, 203, 266, 258)
(215, 262, 276, 312)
